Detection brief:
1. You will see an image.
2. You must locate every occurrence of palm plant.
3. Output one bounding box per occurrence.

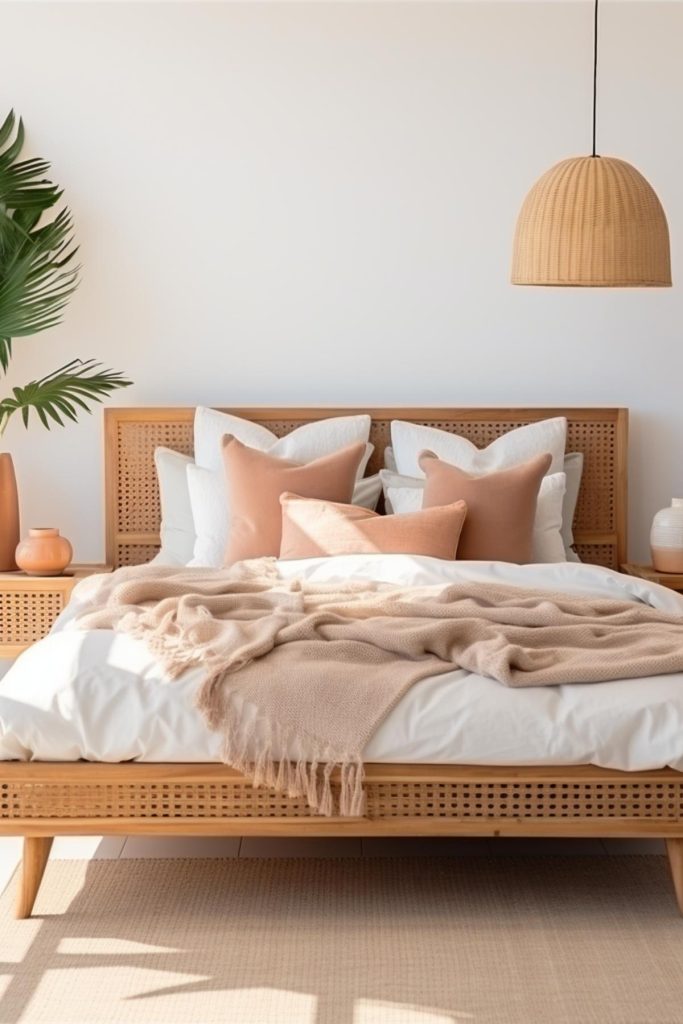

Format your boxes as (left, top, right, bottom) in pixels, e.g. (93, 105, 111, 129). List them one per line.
(0, 110, 131, 437)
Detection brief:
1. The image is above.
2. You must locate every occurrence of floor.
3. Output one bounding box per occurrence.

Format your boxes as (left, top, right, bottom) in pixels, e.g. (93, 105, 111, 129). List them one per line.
(2, 853, 681, 1024)
(0, 834, 665, 902)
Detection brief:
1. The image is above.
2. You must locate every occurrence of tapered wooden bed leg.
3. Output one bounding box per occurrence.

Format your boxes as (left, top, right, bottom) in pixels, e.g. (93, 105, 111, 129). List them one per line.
(666, 839, 683, 915)
(15, 837, 53, 919)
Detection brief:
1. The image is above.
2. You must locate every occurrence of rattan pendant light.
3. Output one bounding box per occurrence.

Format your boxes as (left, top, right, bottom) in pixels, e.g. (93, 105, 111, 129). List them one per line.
(511, 0, 671, 287)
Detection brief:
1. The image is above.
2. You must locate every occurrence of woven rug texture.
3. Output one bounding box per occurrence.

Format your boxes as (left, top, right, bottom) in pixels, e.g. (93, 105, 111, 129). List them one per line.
(1, 855, 683, 1024)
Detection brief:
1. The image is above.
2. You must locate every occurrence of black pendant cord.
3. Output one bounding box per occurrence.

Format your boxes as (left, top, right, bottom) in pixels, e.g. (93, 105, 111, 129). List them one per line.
(592, 0, 599, 157)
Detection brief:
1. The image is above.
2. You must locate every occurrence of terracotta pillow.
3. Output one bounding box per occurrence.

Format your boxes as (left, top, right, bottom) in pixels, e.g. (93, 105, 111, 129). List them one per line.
(279, 493, 467, 561)
(222, 436, 366, 563)
(420, 450, 552, 563)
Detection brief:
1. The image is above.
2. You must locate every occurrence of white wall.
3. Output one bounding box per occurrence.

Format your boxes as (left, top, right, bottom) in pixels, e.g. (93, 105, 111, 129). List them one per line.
(2, 1, 682, 562)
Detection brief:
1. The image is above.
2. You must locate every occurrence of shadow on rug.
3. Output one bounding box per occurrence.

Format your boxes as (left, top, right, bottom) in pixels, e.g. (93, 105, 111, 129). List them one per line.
(1, 855, 682, 1024)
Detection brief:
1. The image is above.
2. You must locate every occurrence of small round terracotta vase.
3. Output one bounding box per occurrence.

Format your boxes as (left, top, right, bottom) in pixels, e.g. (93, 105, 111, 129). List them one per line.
(15, 528, 73, 577)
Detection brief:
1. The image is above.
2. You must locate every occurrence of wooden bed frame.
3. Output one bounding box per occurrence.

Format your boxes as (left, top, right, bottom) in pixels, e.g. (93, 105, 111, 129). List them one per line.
(3, 405, 683, 919)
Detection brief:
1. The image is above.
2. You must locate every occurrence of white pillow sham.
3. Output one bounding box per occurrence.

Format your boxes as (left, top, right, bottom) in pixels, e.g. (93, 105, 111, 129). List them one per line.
(390, 416, 567, 478)
(381, 468, 567, 563)
(194, 407, 372, 472)
(151, 448, 196, 567)
(563, 451, 584, 562)
(188, 408, 376, 567)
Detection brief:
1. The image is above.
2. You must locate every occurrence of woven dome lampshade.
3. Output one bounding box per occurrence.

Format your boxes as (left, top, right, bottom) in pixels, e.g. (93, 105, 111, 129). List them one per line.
(512, 155, 671, 287)
(511, 0, 671, 288)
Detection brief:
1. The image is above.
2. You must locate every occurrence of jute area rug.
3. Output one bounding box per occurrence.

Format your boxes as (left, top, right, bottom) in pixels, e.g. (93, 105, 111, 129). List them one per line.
(1, 855, 683, 1024)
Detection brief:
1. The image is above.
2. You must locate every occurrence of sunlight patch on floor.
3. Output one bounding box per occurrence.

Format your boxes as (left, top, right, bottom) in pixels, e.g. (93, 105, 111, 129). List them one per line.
(199, 988, 319, 1024)
(22, 968, 213, 1019)
(57, 937, 180, 956)
(354, 999, 474, 1023)
(22, 974, 319, 1024)
(1, 916, 42, 963)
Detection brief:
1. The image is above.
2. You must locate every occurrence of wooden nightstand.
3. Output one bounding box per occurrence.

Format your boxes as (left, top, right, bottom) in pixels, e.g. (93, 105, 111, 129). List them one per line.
(621, 562, 683, 593)
(0, 563, 112, 658)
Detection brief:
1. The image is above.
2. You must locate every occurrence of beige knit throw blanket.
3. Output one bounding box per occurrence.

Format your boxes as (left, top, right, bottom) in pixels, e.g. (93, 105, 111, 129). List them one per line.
(71, 562, 683, 816)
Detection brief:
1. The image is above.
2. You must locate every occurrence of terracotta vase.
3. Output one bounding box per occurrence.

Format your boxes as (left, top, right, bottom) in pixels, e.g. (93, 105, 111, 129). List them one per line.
(651, 499, 683, 573)
(15, 528, 73, 577)
(0, 453, 20, 572)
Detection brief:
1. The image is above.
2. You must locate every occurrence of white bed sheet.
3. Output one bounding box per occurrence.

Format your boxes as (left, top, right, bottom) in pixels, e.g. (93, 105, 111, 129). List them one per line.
(2, 554, 683, 771)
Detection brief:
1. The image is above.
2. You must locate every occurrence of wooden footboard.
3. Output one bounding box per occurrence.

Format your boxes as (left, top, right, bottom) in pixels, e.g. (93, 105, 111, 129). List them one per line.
(2, 762, 682, 916)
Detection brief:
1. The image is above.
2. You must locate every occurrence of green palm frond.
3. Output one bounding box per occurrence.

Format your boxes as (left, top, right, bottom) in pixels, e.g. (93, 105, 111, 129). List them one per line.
(0, 359, 132, 433)
(0, 113, 80, 371)
(0, 109, 132, 429)
(0, 111, 62, 214)
(0, 207, 79, 364)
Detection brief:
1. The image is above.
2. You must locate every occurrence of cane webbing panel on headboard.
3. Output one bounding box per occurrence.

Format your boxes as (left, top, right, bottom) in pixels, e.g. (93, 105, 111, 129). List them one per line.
(105, 407, 628, 570)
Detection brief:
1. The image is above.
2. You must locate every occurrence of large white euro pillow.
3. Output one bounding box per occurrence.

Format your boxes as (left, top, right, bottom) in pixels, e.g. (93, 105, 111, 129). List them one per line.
(194, 407, 372, 472)
(562, 451, 584, 561)
(390, 417, 567, 478)
(151, 447, 196, 567)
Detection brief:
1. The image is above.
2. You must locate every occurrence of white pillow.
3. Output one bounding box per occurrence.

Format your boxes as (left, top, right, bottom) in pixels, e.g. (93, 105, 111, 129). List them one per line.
(390, 417, 567, 478)
(189, 408, 375, 567)
(151, 448, 196, 566)
(562, 452, 584, 561)
(195, 407, 372, 472)
(352, 473, 383, 511)
(380, 468, 567, 563)
(186, 463, 226, 568)
(532, 473, 567, 563)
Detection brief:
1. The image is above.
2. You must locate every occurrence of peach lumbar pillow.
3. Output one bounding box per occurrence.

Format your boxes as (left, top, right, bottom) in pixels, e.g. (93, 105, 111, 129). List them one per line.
(279, 493, 467, 561)
(222, 435, 367, 563)
(420, 450, 551, 564)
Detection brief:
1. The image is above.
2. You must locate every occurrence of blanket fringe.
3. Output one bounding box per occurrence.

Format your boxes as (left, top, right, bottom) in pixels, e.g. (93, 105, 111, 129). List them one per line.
(196, 670, 366, 818)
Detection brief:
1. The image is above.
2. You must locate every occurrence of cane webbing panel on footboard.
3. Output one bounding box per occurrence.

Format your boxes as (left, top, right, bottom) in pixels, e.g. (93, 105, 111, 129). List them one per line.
(105, 407, 628, 570)
(1, 765, 681, 838)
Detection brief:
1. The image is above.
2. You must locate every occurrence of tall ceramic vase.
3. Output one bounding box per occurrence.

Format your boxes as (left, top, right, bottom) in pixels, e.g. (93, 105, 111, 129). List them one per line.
(0, 453, 20, 572)
(651, 498, 683, 573)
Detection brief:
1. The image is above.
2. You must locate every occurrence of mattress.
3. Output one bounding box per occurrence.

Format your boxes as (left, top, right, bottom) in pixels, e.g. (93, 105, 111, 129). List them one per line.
(2, 553, 683, 771)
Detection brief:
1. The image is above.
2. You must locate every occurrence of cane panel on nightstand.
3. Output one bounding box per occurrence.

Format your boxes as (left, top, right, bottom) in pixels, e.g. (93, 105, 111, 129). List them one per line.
(0, 586, 66, 648)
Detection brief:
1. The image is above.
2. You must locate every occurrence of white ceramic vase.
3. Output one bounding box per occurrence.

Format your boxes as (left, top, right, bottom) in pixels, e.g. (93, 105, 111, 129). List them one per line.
(650, 499, 683, 573)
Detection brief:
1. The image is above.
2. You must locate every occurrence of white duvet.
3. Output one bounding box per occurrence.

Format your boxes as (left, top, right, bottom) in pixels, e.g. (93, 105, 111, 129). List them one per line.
(2, 555, 683, 771)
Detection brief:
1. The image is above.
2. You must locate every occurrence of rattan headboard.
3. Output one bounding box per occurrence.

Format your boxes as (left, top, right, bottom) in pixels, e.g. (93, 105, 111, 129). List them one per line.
(104, 407, 628, 570)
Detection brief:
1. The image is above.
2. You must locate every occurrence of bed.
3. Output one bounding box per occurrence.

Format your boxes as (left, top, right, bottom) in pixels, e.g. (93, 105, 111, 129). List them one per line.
(2, 405, 683, 919)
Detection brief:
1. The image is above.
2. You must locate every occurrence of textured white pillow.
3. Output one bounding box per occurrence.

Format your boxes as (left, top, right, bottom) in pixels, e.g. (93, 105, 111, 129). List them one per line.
(390, 417, 567, 478)
(532, 473, 567, 563)
(150, 448, 196, 567)
(381, 469, 567, 563)
(562, 452, 584, 561)
(186, 463, 226, 568)
(352, 473, 383, 512)
(380, 469, 422, 516)
(194, 407, 372, 471)
(189, 409, 375, 567)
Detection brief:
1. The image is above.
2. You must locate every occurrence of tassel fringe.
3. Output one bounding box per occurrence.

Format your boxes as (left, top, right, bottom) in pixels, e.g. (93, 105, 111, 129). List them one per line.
(194, 669, 366, 818)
